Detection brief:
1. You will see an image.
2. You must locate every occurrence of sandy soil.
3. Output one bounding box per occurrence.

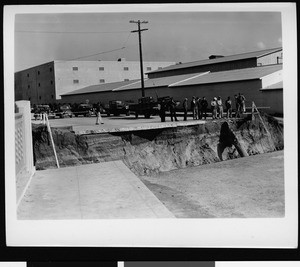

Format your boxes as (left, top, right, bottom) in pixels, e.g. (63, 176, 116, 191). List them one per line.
(140, 150, 284, 218)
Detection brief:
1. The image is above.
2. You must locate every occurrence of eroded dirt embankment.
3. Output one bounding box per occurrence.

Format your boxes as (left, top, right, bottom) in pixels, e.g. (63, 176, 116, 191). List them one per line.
(32, 114, 283, 176)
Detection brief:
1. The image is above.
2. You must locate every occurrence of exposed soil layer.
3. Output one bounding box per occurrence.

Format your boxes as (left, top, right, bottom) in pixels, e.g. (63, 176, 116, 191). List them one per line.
(32, 113, 283, 176)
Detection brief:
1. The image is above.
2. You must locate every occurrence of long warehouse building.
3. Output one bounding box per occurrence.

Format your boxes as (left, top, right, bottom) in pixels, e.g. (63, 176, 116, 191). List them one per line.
(60, 47, 283, 115)
(14, 58, 175, 104)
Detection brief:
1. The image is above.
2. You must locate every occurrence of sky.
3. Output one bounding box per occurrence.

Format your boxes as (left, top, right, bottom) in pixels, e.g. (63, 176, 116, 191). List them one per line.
(14, 9, 282, 72)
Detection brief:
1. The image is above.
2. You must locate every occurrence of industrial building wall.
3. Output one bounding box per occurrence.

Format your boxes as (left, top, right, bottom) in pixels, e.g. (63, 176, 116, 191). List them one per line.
(54, 60, 174, 99)
(257, 51, 283, 65)
(14, 61, 56, 105)
(168, 80, 264, 109)
(261, 70, 283, 89)
(260, 89, 283, 115)
(14, 72, 24, 101)
(115, 80, 274, 111)
(62, 80, 265, 110)
(61, 79, 283, 115)
(60, 91, 119, 105)
(169, 80, 282, 115)
(60, 88, 163, 105)
(147, 58, 257, 79)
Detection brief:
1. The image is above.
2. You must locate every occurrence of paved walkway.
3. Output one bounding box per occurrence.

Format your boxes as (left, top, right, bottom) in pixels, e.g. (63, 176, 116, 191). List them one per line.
(32, 114, 207, 134)
(18, 161, 174, 219)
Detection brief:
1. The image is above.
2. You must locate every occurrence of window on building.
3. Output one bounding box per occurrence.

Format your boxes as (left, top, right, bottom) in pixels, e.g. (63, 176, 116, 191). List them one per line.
(27, 73, 29, 77)
(39, 96, 41, 100)
(124, 79, 129, 81)
(147, 67, 152, 71)
(73, 79, 79, 84)
(38, 83, 41, 87)
(124, 67, 129, 71)
(50, 80, 53, 85)
(99, 79, 105, 83)
(29, 97, 31, 101)
(99, 67, 104, 71)
(73, 67, 78, 71)
(37, 71, 40, 75)
(51, 95, 54, 99)
(28, 85, 30, 89)
(50, 67, 53, 72)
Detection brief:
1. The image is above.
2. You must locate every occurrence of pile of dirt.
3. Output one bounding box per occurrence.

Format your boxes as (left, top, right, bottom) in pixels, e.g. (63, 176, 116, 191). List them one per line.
(32, 113, 283, 175)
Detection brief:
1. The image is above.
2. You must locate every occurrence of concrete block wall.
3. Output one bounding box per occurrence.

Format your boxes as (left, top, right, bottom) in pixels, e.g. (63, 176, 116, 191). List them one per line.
(15, 100, 35, 204)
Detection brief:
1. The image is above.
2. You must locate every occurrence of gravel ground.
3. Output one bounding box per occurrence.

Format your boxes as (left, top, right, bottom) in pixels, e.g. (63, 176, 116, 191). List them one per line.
(140, 150, 284, 218)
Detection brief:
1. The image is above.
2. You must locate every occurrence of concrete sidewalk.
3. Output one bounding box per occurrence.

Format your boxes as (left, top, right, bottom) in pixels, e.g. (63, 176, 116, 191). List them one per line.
(18, 161, 174, 219)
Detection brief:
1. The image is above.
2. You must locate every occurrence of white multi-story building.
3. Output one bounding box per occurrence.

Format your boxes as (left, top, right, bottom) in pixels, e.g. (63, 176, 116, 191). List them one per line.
(15, 58, 175, 104)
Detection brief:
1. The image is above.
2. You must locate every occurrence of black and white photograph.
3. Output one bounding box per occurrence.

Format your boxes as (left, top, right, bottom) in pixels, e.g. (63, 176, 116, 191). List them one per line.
(4, 3, 297, 247)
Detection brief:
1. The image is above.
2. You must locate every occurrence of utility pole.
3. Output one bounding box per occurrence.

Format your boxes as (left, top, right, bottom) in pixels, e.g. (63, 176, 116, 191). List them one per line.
(130, 20, 148, 97)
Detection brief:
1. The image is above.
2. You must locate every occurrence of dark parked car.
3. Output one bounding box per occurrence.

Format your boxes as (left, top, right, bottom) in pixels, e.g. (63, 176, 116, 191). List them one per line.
(105, 100, 130, 116)
(72, 103, 94, 117)
(33, 105, 55, 120)
(55, 104, 74, 118)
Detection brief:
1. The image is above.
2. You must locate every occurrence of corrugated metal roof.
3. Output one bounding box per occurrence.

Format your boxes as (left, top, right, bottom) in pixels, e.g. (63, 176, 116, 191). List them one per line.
(148, 47, 282, 74)
(60, 79, 140, 96)
(260, 81, 283, 91)
(169, 64, 282, 87)
(112, 72, 208, 91)
(61, 64, 282, 96)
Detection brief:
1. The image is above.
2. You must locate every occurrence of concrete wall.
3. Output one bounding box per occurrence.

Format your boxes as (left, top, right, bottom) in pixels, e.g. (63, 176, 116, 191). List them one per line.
(15, 61, 56, 105)
(15, 60, 174, 104)
(15, 100, 35, 204)
(257, 51, 283, 66)
(53, 60, 174, 99)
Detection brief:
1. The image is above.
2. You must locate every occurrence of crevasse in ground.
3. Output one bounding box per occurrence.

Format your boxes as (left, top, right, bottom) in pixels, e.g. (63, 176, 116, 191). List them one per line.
(32, 113, 283, 176)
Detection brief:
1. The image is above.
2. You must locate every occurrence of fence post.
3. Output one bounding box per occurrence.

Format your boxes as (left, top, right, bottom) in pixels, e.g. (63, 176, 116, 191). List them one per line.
(45, 114, 60, 168)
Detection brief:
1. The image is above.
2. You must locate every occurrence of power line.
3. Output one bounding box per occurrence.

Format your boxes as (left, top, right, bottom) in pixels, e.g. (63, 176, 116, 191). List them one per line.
(62, 32, 132, 61)
(122, 32, 132, 47)
(56, 47, 126, 62)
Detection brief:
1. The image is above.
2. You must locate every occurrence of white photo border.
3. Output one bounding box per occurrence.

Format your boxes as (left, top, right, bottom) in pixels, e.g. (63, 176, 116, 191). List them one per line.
(4, 3, 298, 247)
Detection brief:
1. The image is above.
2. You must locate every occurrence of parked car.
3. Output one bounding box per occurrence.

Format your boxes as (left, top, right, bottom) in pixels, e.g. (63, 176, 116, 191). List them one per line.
(55, 104, 74, 118)
(129, 97, 159, 118)
(33, 105, 55, 120)
(72, 103, 94, 117)
(105, 100, 130, 116)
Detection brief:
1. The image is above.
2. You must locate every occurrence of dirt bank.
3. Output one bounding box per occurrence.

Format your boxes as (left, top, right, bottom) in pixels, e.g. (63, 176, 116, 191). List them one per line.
(32, 113, 283, 175)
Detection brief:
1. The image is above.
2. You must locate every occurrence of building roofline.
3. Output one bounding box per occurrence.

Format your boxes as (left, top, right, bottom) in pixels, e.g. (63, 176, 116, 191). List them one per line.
(15, 61, 55, 73)
(147, 47, 282, 74)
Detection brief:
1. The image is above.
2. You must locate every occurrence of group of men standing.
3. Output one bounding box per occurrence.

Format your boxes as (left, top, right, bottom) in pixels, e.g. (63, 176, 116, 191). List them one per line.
(210, 96, 230, 119)
(188, 96, 209, 121)
(159, 93, 246, 122)
(207, 93, 246, 120)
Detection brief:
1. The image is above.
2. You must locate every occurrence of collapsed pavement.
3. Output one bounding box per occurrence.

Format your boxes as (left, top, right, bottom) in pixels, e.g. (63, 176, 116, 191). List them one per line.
(32, 113, 283, 176)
